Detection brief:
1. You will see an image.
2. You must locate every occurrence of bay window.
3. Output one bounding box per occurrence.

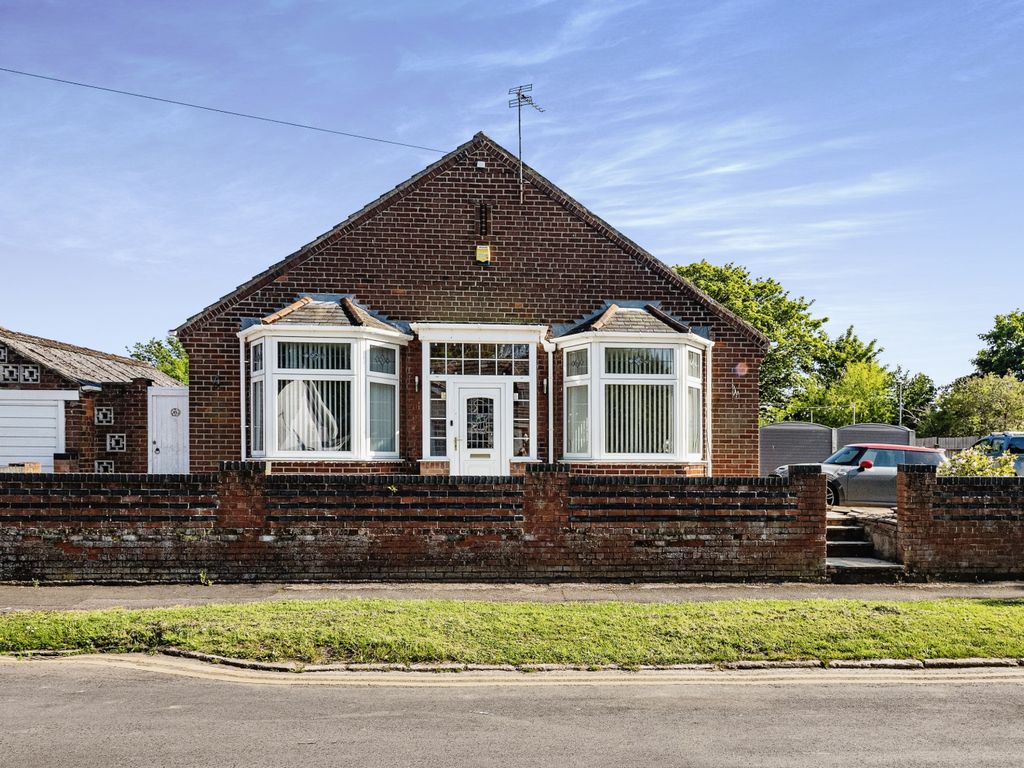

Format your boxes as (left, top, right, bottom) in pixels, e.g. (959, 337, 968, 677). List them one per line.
(241, 329, 407, 461)
(561, 337, 710, 463)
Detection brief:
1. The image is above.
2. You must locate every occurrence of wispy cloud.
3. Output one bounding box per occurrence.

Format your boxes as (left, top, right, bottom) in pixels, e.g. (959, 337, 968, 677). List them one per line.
(399, 2, 642, 71)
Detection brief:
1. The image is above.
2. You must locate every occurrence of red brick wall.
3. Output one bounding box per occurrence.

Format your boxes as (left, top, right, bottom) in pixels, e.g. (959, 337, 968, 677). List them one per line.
(897, 465, 1024, 578)
(0, 464, 824, 583)
(179, 137, 765, 475)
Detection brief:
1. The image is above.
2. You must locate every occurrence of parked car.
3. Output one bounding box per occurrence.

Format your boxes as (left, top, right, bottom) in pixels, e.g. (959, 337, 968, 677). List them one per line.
(972, 432, 1024, 476)
(771, 443, 947, 507)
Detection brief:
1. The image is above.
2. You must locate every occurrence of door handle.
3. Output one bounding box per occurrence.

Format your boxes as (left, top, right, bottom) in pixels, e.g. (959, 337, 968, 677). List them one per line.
(454, 437, 460, 450)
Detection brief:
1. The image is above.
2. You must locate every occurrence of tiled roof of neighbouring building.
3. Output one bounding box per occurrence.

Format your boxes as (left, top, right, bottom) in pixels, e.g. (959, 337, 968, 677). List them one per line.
(0, 326, 181, 387)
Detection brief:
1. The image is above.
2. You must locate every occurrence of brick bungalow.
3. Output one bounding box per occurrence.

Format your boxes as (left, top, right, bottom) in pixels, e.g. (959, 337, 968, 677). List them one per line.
(176, 133, 767, 477)
(0, 326, 183, 472)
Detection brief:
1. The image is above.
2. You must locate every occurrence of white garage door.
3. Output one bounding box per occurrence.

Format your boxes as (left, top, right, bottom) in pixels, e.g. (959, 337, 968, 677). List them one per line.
(0, 391, 78, 472)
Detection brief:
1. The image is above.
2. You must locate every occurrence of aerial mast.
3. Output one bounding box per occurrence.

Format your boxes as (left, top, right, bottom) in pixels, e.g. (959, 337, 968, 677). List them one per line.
(507, 84, 545, 204)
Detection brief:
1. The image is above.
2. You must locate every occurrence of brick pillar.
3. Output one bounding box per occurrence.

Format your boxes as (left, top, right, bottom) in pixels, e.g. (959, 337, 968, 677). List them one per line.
(216, 461, 267, 530)
(523, 463, 570, 578)
(788, 463, 827, 578)
(52, 452, 78, 473)
(896, 464, 936, 572)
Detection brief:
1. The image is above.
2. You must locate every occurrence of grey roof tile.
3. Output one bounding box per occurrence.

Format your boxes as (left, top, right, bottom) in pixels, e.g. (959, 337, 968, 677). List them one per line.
(0, 327, 180, 387)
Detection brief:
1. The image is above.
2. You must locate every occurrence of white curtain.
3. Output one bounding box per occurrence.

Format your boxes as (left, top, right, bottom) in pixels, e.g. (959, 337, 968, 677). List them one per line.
(277, 379, 350, 451)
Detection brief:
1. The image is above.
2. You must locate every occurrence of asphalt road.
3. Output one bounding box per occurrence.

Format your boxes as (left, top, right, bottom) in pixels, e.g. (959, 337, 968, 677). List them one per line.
(3, 656, 1024, 767)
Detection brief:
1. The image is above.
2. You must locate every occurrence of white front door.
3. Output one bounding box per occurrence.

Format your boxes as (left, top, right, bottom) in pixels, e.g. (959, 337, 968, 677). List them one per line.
(455, 385, 504, 475)
(148, 387, 189, 473)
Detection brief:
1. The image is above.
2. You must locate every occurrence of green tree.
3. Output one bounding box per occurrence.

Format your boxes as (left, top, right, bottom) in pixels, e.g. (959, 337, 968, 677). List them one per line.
(974, 309, 1024, 380)
(675, 261, 828, 418)
(889, 368, 937, 431)
(784, 360, 894, 427)
(127, 336, 189, 384)
(815, 326, 882, 387)
(919, 374, 1024, 437)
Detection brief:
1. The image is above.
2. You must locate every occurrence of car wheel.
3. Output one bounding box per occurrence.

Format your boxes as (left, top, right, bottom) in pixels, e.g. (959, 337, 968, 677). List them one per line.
(826, 482, 839, 508)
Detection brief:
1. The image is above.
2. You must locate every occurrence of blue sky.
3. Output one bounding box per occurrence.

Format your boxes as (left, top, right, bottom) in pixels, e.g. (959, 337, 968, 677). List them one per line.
(1, 0, 1021, 385)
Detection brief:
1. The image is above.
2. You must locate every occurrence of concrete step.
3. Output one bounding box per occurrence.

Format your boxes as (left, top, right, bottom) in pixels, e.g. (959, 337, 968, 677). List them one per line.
(827, 512, 855, 525)
(826, 525, 868, 542)
(827, 556, 905, 584)
(827, 540, 876, 558)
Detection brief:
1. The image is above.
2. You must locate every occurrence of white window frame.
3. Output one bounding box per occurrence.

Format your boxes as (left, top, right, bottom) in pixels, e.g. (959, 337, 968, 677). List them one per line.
(366, 343, 400, 457)
(557, 331, 713, 464)
(410, 323, 548, 467)
(684, 348, 703, 462)
(238, 324, 411, 461)
(563, 347, 590, 459)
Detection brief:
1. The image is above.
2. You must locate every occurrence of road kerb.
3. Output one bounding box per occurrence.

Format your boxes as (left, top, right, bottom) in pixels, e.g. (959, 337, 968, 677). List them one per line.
(153, 650, 1022, 674)
(921, 658, 1022, 669)
(828, 659, 923, 669)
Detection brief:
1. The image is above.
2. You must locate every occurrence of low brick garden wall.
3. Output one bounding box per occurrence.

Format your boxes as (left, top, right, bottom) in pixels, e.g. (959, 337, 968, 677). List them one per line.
(898, 465, 1024, 579)
(0, 464, 826, 583)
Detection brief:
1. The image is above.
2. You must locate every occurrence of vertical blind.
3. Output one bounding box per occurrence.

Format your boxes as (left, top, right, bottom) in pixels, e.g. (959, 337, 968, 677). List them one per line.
(566, 385, 589, 454)
(687, 385, 702, 456)
(368, 382, 396, 452)
(251, 380, 264, 452)
(605, 347, 674, 375)
(278, 342, 351, 370)
(277, 379, 351, 451)
(604, 384, 673, 454)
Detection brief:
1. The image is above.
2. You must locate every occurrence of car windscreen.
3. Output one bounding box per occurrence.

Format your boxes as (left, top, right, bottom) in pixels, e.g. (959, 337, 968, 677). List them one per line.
(823, 446, 863, 466)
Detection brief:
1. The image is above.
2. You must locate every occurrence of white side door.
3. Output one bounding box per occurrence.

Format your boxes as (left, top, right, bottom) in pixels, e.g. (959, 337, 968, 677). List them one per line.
(454, 385, 505, 476)
(148, 387, 189, 473)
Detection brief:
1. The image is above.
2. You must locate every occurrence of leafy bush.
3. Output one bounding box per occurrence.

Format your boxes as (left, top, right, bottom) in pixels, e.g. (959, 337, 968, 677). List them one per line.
(937, 447, 1018, 477)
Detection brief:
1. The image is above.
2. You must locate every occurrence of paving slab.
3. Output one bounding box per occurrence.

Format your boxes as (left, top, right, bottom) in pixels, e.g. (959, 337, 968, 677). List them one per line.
(2, 580, 1024, 612)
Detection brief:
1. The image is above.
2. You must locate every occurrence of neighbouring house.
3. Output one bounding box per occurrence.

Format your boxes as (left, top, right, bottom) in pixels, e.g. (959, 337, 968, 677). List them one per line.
(0, 326, 187, 473)
(176, 133, 768, 476)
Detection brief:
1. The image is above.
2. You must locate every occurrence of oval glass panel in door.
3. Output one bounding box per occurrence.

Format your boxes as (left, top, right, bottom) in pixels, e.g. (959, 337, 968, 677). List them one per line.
(466, 397, 495, 450)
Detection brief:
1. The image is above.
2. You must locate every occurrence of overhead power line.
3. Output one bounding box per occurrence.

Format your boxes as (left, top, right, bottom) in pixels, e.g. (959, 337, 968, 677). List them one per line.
(0, 66, 446, 153)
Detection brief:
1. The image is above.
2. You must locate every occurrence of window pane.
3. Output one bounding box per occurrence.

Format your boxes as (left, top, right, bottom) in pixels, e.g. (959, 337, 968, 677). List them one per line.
(368, 382, 396, 452)
(251, 342, 264, 374)
(605, 384, 673, 454)
(278, 342, 351, 370)
(687, 385, 701, 456)
(566, 348, 588, 377)
(466, 397, 495, 450)
(277, 379, 351, 451)
(513, 381, 530, 457)
(369, 345, 396, 375)
(428, 341, 529, 376)
(688, 350, 701, 379)
(251, 380, 264, 452)
(605, 347, 674, 375)
(566, 385, 589, 454)
(430, 381, 447, 456)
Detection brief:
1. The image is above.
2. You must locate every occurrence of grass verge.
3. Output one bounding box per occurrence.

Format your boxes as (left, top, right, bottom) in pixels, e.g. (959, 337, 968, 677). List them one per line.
(1, 598, 1023, 666)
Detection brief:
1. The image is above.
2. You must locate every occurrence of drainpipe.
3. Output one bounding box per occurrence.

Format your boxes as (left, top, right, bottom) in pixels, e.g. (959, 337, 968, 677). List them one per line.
(541, 339, 555, 464)
(705, 345, 713, 476)
(239, 337, 247, 462)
